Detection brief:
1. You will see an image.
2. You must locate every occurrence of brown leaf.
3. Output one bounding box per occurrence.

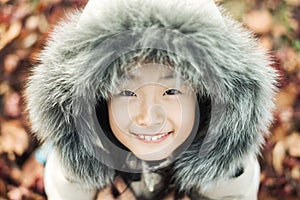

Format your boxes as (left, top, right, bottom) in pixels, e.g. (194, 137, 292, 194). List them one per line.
(291, 166, 300, 180)
(283, 184, 294, 196)
(0, 5, 13, 23)
(13, 4, 31, 20)
(0, 178, 6, 195)
(25, 15, 40, 31)
(0, 21, 22, 50)
(272, 123, 290, 142)
(285, 132, 300, 157)
(0, 120, 29, 156)
(273, 141, 286, 174)
(244, 9, 273, 34)
(21, 156, 44, 188)
(275, 83, 298, 109)
(284, 0, 300, 7)
(0, 82, 10, 94)
(0, 0, 10, 3)
(272, 23, 288, 38)
(259, 35, 273, 51)
(4, 92, 21, 118)
(22, 32, 38, 49)
(282, 48, 298, 73)
(258, 192, 277, 200)
(10, 166, 22, 183)
(4, 54, 20, 74)
(0, 24, 7, 37)
(7, 185, 46, 200)
(284, 156, 298, 169)
(7, 186, 30, 200)
(37, 14, 49, 33)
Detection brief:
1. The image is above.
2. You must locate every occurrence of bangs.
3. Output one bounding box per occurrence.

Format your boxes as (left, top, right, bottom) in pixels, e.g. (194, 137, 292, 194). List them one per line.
(98, 49, 204, 99)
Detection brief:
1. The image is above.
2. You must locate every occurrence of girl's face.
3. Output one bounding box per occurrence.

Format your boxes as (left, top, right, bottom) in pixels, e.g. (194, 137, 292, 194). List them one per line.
(108, 63, 196, 161)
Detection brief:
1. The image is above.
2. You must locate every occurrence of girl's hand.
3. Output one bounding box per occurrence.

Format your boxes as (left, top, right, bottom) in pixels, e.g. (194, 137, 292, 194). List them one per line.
(96, 176, 136, 200)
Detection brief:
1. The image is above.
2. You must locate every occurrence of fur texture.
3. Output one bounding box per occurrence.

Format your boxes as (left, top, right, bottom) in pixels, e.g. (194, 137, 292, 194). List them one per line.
(26, 0, 277, 193)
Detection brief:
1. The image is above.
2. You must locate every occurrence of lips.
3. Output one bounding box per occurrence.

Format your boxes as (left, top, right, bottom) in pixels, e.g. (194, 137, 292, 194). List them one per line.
(130, 131, 172, 143)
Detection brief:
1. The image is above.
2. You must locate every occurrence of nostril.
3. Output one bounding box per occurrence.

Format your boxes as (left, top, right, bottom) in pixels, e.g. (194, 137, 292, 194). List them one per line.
(136, 113, 152, 126)
(136, 104, 166, 126)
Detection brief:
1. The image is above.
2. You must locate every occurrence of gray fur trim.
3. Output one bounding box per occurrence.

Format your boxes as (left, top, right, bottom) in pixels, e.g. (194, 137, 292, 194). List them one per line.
(25, 0, 278, 191)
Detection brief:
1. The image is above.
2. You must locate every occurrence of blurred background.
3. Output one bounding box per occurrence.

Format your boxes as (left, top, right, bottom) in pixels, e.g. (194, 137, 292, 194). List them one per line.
(0, 0, 299, 199)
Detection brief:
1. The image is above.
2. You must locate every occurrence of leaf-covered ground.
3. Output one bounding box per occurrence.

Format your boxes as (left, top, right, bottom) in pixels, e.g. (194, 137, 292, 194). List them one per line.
(0, 0, 300, 199)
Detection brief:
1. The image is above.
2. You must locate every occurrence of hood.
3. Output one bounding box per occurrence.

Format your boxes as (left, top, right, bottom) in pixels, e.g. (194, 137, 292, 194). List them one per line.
(26, 0, 278, 191)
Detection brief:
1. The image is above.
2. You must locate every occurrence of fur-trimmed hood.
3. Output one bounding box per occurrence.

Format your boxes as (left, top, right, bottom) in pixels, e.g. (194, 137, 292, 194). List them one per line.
(26, 0, 277, 193)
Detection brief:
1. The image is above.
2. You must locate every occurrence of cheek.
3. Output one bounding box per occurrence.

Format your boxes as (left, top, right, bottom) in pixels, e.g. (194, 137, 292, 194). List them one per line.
(108, 100, 132, 131)
(181, 97, 196, 125)
(162, 100, 182, 127)
(163, 96, 196, 129)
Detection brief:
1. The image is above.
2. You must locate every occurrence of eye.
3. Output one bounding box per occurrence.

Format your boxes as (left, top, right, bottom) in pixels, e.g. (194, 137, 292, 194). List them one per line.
(163, 89, 182, 96)
(119, 90, 137, 97)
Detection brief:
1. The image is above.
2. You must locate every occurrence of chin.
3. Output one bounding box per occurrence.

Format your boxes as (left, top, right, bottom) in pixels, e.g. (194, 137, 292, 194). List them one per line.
(134, 150, 172, 161)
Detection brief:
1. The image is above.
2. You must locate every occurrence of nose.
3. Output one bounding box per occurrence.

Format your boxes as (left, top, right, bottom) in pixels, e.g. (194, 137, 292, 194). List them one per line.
(135, 99, 165, 127)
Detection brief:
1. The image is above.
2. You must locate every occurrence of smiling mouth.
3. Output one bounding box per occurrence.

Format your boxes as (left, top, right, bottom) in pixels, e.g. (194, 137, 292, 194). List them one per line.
(130, 131, 172, 143)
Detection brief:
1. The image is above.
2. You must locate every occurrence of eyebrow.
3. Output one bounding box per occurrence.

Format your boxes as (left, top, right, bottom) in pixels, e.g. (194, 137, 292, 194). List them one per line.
(158, 73, 175, 81)
(123, 72, 176, 81)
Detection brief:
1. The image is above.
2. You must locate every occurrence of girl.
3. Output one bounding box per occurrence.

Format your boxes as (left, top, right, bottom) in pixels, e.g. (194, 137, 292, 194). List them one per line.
(26, 0, 277, 199)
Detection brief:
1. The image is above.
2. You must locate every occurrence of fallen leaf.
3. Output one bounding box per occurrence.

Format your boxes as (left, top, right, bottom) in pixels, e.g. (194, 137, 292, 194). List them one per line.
(244, 9, 273, 34)
(291, 166, 300, 180)
(0, 120, 29, 156)
(21, 156, 44, 188)
(0, 5, 13, 24)
(15, 49, 31, 60)
(22, 32, 38, 49)
(0, 24, 7, 36)
(7, 185, 30, 200)
(0, 21, 22, 50)
(258, 191, 277, 200)
(25, 15, 40, 31)
(282, 48, 298, 73)
(284, 0, 300, 7)
(10, 166, 22, 183)
(4, 92, 21, 118)
(273, 141, 286, 174)
(0, 156, 11, 176)
(283, 184, 294, 195)
(4, 54, 20, 74)
(272, 23, 288, 38)
(285, 132, 300, 157)
(259, 35, 273, 51)
(37, 14, 49, 33)
(0, 82, 11, 94)
(275, 83, 298, 109)
(0, 178, 6, 195)
(7, 185, 46, 200)
(0, 0, 10, 3)
(288, 18, 299, 32)
(284, 156, 298, 169)
(12, 4, 31, 20)
(272, 123, 290, 142)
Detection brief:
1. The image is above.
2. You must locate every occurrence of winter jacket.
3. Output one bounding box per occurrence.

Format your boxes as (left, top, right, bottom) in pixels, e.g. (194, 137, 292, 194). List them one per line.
(25, 0, 277, 199)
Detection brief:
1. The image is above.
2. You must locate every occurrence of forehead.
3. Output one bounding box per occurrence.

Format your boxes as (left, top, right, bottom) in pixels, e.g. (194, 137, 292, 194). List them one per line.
(121, 63, 178, 83)
(107, 59, 197, 97)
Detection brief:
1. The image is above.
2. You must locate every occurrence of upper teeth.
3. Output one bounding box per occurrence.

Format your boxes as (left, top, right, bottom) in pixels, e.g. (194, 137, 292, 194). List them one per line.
(137, 132, 169, 141)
